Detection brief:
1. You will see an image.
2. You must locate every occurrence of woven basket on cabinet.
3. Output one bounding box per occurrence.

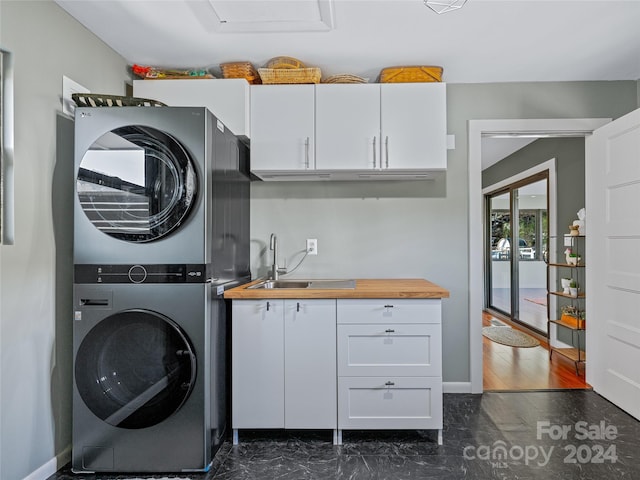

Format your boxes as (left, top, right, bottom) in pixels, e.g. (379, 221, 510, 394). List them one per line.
(379, 66, 443, 83)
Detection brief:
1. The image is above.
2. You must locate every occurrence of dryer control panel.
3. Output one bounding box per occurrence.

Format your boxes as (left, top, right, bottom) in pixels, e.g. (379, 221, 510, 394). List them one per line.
(74, 264, 209, 284)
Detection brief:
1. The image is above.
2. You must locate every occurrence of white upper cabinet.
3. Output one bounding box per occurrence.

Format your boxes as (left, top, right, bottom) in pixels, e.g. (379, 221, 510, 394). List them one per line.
(132, 79, 250, 137)
(250, 85, 315, 175)
(380, 83, 447, 170)
(249, 83, 447, 180)
(315, 84, 381, 171)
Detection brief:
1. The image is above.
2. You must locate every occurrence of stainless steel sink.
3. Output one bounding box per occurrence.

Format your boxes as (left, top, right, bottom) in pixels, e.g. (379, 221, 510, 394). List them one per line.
(248, 279, 356, 290)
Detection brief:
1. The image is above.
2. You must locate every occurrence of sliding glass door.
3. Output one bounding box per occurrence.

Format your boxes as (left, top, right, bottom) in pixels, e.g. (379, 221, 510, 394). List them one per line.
(489, 192, 512, 315)
(487, 174, 548, 333)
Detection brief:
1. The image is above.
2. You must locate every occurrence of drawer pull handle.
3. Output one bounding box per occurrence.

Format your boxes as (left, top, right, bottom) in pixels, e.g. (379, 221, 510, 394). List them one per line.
(385, 329, 395, 333)
(384, 304, 394, 308)
(385, 381, 395, 386)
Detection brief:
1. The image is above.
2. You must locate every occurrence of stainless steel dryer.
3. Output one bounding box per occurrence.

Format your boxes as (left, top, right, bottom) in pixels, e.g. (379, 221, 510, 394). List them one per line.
(72, 266, 229, 473)
(73, 106, 249, 270)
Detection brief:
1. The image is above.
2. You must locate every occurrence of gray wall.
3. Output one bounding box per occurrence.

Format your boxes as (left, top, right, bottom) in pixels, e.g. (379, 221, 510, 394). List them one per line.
(0, 2, 129, 479)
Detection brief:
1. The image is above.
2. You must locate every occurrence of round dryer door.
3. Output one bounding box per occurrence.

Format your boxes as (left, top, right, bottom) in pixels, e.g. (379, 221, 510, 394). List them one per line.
(75, 309, 197, 429)
(76, 125, 198, 243)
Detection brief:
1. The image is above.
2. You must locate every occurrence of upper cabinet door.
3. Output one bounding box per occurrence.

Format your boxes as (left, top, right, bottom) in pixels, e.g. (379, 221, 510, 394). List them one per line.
(380, 83, 447, 170)
(250, 85, 315, 172)
(133, 79, 250, 137)
(315, 84, 381, 171)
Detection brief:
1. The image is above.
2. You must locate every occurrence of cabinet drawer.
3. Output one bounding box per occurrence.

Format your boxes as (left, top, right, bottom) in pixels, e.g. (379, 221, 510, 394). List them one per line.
(337, 299, 441, 324)
(338, 376, 442, 430)
(338, 324, 441, 377)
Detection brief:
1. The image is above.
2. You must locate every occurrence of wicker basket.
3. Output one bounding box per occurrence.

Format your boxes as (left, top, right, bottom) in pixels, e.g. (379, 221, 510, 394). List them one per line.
(265, 56, 306, 69)
(258, 67, 322, 84)
(220, 62, 261, 84)
(379, 66, 443, 83)
(323, 74, 368, 84)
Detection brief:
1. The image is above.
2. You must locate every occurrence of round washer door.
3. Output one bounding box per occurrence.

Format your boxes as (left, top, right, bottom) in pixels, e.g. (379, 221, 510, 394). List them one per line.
(75, 309, 197, 429)
(76, 125, 198, 243)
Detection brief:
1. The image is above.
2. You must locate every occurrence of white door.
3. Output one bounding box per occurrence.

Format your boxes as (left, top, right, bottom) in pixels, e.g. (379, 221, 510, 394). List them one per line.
(284, 299, 336, 429)
(250, 85, 315, 172)
(231, 300, 285, 428)
(315, 84, 380, 171)
(586, 107, 640, 420)
(380, 83, 447, 170)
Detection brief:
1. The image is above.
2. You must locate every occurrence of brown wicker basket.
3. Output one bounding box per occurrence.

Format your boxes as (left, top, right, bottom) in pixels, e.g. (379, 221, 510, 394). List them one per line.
(220, 62, 261, 84)
(265, 56, 306, 69)
(258, 67, 322, 84)
(323, 74, 368, 84)
(379, 66, 443, 83)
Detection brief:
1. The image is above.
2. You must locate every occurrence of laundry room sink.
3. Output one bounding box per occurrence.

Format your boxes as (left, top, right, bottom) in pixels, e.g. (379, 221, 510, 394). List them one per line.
(248, 279, 356, 290)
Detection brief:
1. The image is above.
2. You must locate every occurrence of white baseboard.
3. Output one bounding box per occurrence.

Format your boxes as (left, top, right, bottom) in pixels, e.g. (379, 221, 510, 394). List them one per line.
(443, 382, 473, 393)
(22, 445, 70, 480)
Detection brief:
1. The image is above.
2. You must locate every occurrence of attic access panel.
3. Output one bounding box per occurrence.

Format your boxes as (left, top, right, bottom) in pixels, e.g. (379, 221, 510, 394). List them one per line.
(207, 0, 334, 32)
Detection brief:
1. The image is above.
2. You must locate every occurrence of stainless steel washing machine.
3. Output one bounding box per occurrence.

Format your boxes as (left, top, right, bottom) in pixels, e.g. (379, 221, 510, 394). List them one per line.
(72, 267, 228, 473)
(73, 106, 249, 270)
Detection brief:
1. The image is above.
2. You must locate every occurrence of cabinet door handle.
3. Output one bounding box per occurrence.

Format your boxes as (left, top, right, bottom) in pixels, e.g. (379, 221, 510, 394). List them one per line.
(385, 329, 395, 333)
(304, 137, 310, 169)
(385, 136, 389, 169)
(296, 302, 301, 312)
(385, 381, 395, 386)
(373, 136, 377, 169)
(266, 301, 271, 311)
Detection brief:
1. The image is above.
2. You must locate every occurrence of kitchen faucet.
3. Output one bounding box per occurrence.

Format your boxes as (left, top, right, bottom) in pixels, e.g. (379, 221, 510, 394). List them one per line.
(269, 233, 287, 280)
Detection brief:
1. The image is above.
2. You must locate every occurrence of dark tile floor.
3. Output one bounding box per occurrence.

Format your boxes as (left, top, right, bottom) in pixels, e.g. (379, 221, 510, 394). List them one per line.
(49, 391, 640, 480)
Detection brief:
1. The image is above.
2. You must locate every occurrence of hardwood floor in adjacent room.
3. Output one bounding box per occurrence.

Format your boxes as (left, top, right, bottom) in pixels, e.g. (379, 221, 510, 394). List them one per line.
(483, 311, 589, 390)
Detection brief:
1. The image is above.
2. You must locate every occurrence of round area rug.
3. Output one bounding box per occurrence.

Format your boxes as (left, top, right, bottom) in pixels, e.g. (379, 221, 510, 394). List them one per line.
(482, 326, 540, 348)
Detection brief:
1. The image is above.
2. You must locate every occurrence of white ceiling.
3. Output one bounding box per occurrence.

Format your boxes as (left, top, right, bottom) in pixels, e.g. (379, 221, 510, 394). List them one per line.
(55, 0, 640, 84)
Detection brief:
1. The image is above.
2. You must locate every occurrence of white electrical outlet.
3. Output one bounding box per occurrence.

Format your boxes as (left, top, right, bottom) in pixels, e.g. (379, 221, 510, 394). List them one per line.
(306, 239, 318, 255)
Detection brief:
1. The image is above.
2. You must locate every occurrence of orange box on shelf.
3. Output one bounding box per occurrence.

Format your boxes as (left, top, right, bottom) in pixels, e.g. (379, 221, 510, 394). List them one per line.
(561, 313, 585, 329)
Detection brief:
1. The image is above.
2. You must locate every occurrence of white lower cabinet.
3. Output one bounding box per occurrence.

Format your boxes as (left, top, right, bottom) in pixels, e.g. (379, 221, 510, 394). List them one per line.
(232, 297, 443, 445)
(337, 323, 442, 377)
(231, 299, 337, 443)
(338, 376, 443, 430)
(336, 299, 443, 445)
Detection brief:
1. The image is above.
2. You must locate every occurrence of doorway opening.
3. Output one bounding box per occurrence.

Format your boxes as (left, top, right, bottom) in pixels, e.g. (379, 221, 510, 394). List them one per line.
(481, 160, 587, 391)
(468, 118, 610, 393)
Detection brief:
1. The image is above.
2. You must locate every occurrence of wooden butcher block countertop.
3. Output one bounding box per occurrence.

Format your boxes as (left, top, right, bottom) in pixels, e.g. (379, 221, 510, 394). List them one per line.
(224, 278, 450, 300)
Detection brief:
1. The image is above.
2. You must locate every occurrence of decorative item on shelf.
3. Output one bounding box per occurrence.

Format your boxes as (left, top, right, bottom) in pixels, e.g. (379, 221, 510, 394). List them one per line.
(564, 248, 581, 265)
(132, 64, 215, 80)
(561, 277, 572, 294)
(569, 280, 578, 297)
(72, 93, 166, 108)
(379, 66, 443, 83)
(569, 225, 580, 236)
(220, 61, 261, 84)
(258, 56, 321, 84)
(575, 207, 586, 235)
(322, 74, 368, 84)
(561, 306, 586, 329)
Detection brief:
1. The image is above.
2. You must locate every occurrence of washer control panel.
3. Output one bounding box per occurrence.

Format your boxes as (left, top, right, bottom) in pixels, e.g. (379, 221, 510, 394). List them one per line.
(74, 264, 208, 284)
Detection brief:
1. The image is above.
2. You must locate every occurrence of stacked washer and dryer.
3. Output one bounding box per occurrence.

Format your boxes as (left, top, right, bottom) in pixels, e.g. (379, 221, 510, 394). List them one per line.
(72, 106, 250, 473)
